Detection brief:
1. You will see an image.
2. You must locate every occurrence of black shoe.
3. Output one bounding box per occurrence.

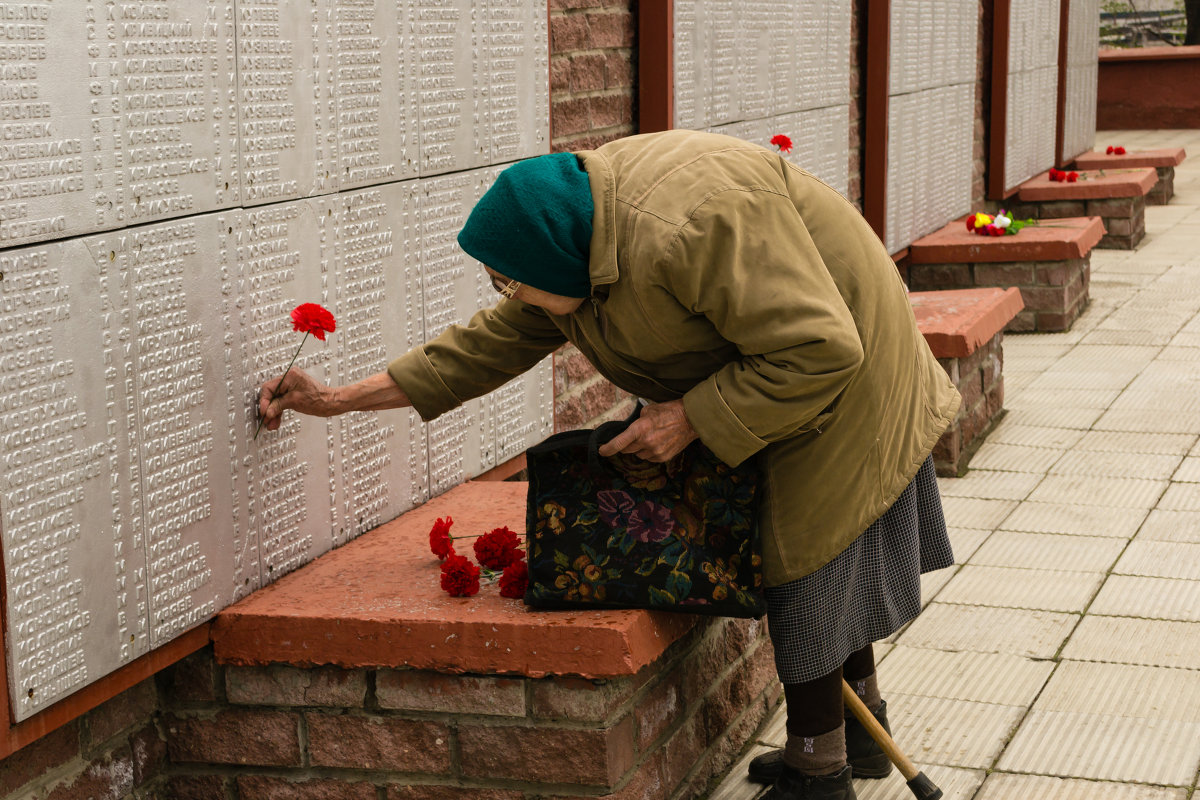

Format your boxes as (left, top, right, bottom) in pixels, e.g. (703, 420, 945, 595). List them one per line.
(759, 765, 856, 800)
(747, 701, 893, 785)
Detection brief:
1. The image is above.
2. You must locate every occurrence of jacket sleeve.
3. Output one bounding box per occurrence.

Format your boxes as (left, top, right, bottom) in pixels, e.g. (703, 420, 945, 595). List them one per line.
(662, 189, 865, 467)
(387, 299, 567, 421)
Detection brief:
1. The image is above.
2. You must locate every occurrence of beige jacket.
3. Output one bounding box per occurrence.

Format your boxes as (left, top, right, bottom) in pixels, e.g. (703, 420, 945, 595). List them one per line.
(389, 130, 960, 586)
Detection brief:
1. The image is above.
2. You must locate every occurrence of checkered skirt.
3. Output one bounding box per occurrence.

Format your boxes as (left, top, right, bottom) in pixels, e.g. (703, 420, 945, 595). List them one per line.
(764, 456, 953, 683)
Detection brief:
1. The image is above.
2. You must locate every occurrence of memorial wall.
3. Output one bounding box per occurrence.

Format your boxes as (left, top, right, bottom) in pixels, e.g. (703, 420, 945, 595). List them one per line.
(672, 0, 852, 197)
(884, 1, 978, 254)
(1060, 0, 1098, 163)
(1, 0, 551, 722)
(1003, 0, 1061, 191)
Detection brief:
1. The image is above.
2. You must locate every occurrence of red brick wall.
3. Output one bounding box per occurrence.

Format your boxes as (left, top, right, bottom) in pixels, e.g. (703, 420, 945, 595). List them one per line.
(0, 679, 164, 800)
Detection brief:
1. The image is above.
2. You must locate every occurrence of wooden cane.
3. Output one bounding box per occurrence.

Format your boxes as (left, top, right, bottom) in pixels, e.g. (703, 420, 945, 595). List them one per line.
(842, 681, 942, 800)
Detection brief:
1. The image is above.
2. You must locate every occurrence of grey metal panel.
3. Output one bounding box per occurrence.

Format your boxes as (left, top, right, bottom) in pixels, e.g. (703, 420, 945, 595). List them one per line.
(486, 0, 550, 164)
(0, 0, 241, 248)
(711, 106, 851, 199)
(414, 0, 487, 176)
(1, 236, 145, 720)
(884, 0, 978, 253)
(885, 84, 975, 255)
(1004, 0, 1061, 190)
(334, 0, 420, 191)
(1061, 0, 1099, 161)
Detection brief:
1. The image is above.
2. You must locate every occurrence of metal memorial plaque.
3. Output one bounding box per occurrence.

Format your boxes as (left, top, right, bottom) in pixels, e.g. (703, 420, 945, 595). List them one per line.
(237, 0, 325, 204)
(884, 0, 978, 253)
(3, 0, 551, 723)
(1004, 0, 1062, 191)
(332, 1, 419, 191)
(674, 0, 851, 198)
(1061, 0, 1098, 163)
(421, 170, 493, 497)
(0, 0, 239, 249)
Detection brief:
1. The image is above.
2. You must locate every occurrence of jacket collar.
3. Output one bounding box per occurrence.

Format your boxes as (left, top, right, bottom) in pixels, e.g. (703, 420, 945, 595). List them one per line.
(578, 150, 619, 291)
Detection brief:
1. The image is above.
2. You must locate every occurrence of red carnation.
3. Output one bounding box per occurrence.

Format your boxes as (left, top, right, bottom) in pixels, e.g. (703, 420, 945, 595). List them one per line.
(429, 516, 455, 560)
(291, 302, 337, 341)
(499, 559, 529, 599)
(770, 134, 793, 153)
(1106, 145, 1114, 154)
(1067, 171, 1079, 183)
(1115, 146, 1126, 155)
(440, 553, 480, 597)
(473, 526, 524, 570)
(965, 217, 974, 232)
(1048, 168, 1061, 182)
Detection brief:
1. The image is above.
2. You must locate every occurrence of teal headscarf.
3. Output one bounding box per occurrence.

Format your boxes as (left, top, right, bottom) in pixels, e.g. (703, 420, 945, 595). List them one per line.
(457, 153, 594, 298)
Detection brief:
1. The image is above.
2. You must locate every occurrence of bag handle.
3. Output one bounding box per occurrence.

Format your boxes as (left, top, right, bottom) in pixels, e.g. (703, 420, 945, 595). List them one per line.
(585, 404, 642, 473)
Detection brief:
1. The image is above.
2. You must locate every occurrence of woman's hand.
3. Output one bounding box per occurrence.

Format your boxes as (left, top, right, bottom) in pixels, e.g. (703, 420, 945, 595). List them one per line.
(257, 370, 413, 433)
(257, 368, 339, 432)
(597, 399, 698, 462)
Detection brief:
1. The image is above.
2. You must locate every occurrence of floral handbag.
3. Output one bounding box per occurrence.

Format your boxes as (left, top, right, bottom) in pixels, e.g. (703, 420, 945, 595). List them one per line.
(524, 409, 765, 618)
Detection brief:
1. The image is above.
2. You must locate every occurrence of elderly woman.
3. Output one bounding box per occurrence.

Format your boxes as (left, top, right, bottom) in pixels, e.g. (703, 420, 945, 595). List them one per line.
(258, 130, 959, 800)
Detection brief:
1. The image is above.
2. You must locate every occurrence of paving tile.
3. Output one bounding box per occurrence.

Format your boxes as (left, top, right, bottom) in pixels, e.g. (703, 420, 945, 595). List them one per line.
(897, 604, 1077, 659)
(1111, 389, 1200, 413)
(968, 531, 1125, 572)
(1036, 661, 1200, 720)
(1157, 482, 1200, 511)
(1050, 450, 1181, 480)
(1081, 328, 1178, 347)
(1002, 388, 1121, 410)
(1061, 616, 1200, 669)
(946, 527, 992, 562)
(1001, 338, 1075, 358)
(856, 764, 984, 800)
(1094, 407, 1200, 434)
(976, 773, 1186, 800)
(1073, 430, 1195, 455)
(937, 470, 1042, 501)
(997, 710, 1200, 785)
(707, 744, 774, 800)
(1114, 540, 1200, 579)
(1136, 509, 1200, 543)
(1089, 575, 1200, 623)
(984, 424, 1084, 450)
(999, 405, 1102, 430)
(886, 694, 1025, 769)
(999, 501, 1147, 537)
(878, 646, 1053, 706)
(966, 443, 1063, 474)
(936, 565, 1102, 613)
(940, 497, 1018, 530)
(1025, 370, 1137, 391)
(921, 565, 958, 607)
(1052, 344, 1161, 366)
(1155, 345, 1200, 362)
(1025, 475, 1166, 508)
(1171, 455, 1200, 482)
(757, 702, 786, 747)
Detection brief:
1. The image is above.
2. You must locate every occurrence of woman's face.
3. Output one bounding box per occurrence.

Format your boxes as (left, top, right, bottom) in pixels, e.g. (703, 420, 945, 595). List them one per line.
(484, 267, 587, 316)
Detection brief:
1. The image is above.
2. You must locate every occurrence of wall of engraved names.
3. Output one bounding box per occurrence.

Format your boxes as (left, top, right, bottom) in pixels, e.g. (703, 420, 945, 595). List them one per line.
(884, 1, 978, 254)
(0, 0, 551, 722)
(1060, 0, 1098, 163)
(672, 0, 851, 197)
(1004, 0, 1062, 191)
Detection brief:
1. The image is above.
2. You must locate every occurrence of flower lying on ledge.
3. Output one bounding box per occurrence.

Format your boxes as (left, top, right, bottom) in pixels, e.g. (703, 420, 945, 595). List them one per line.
(965, 210, 1036, 237)
(770, 134, 793, 153)
(430, 517, 528, 598)
(1048, 168, 1080, 183)
(1106, 145, 1127, 155)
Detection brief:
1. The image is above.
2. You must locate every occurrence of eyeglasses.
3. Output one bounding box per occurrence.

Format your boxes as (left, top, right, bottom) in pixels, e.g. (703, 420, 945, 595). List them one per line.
(491, 275, 522, 299)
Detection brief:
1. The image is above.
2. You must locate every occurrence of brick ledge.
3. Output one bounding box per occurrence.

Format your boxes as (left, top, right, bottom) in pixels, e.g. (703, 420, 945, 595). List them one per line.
(211, 481, 697, 679)
(1017, 167, 1157, 201)
(910, 216, 1105, 264)
(911, 288, 1024, 359)
(1072, 147, 1186, 171)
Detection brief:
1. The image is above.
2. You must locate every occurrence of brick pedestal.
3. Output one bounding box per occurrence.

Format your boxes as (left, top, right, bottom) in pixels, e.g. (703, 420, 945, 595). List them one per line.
(1008, 167, 1157, 249)
(908, 217, 1104, 332)
(181, 482, 778, 800)
(911, 288, 1024, 477)
(1072, 147, 1186, 205)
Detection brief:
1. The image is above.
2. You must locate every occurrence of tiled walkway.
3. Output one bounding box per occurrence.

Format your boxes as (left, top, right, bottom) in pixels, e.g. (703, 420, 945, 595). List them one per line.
(708, 129, 1200, 800)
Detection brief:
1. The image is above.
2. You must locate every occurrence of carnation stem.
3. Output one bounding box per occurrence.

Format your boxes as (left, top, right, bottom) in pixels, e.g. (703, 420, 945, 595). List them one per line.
(254, 331, 310, 440)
